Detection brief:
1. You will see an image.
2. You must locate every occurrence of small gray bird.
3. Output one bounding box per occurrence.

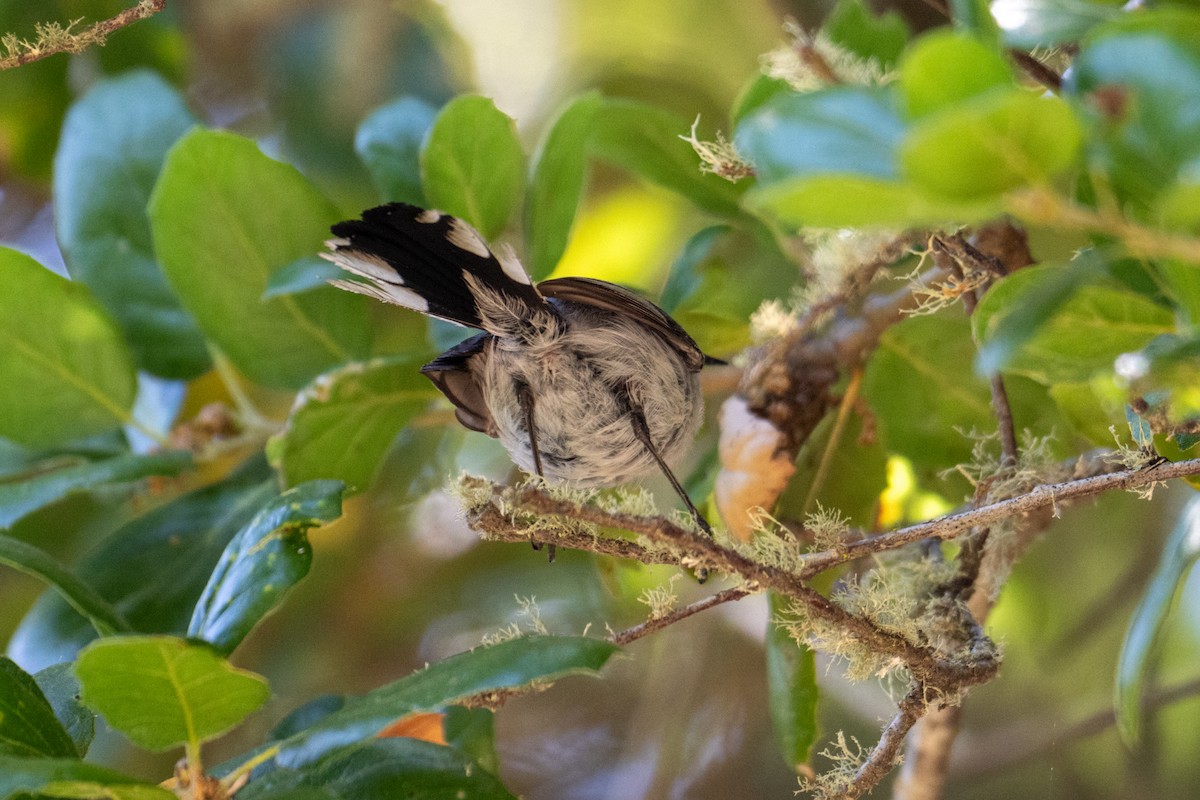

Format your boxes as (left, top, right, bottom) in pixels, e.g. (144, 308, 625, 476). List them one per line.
(322, 203, 715, 538)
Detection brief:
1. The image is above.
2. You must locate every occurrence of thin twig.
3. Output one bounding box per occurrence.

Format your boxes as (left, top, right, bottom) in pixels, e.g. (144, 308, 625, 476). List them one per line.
(797, 458, 1200, 578)
(0, 0, 166, 70)
(844, 686, 929, 799)
(609, 586, 752, 646)
(1008, 48, 1063, 92)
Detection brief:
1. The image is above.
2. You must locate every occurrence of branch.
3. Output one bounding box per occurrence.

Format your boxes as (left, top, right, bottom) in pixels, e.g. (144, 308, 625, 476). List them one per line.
(0, 0, 165, 71)
(609, 586, 752, 646)
(846, 687, 929, 799)
(797, 458, 1200, 579)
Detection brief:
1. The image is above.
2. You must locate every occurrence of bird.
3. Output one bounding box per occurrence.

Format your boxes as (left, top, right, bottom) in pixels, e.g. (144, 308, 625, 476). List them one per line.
(321, 202, 716, 542)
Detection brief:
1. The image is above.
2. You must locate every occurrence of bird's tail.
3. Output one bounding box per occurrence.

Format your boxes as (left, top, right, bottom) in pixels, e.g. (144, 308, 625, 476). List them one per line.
(323, 203, 545, 331)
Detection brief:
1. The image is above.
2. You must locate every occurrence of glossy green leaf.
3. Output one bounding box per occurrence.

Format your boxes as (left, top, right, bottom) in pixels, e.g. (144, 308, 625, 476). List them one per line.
(0, 450, 191, 530)
(75, 635, 270, 751)
(270, 357, 438, 490)
(0, 536, 130, 638)
(0, 756, 172, 800)
(53, 70, 209, 379)
(590, 98, 744, 216)
(993, 0, 1121, 48)
(901, 90, 1083, 200)
(188, 480, 344, 655)
(899, 31, 1012, 118)
(271, 636, 618, 768)
(735, 87, 905, 182)
(7, 458, 276, 671)
(355, 96, 438, 206)
(0, 658, 78, 758)
(33, 664, 94, 758)
(950, 0, 1002, 43)
(1069, 35, 1200, 213)
(237, 739, 516, 800)
(524, 91, 602, 280)
(150, 129, 371, 389)
(0, 249, 136, 448)
(1116, 496, 1200, 745)
(731, 75, 794, 125)
(421, 95, 525, 239)
(766, 593, 818, 769)
(974, 257, 1105, 376)
(744, 174, 999, 229)
(974, 266, 1175, 383)
(824, 0, 909, 68)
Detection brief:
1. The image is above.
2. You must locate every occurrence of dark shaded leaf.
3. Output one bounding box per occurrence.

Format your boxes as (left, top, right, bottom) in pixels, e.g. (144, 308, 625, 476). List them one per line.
(0, 658, 78, 758)
(0, 755, 172, 800)
(188, 480, 344, 655)
(766, 593, 818, 770)
(0, 537, 130, 638)
(356, 96, 438, 206)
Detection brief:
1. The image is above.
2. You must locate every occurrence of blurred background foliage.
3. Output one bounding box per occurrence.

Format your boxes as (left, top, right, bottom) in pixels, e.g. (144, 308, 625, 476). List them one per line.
(1, 0, 1199, 798)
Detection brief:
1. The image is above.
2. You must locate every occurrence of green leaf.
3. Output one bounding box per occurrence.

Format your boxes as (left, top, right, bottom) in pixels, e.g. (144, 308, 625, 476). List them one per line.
(149, 129, 371, 390)
(237, 739, 516, 800)
(731, 75, 794, 125)
(524, 92, 602, 280)
(0, 658, 78, 758)
(1116, 496, 1200, 745)
(973, 266, 1176, 383)
(75, 635, 270, 751)
(0, 756, 173, 800)
(864, 313, 1057, 478)
(271, 636, 617, 768)
(262, 257, 346, 301)
(53, 70, 209, 379)
(659, 225, 797, 356)
(824, 0, 910, 68)
(270, 358, 439, 490)
(1069, 35, 1200, 213)
(744, 174, 999, 229)
(898, 31, 1012, 118)
(901, 90, 1083, 200)
(420, 95, 525, 240)
(0, 536, 131, 638)
(33, 664, 94, 758)
(443, 706, 498, 776)
(355, 96, 438, 206)
(590, 98, 744, 216)
(735, 87, 905, 182)
(950, 0, 1002, 43)
(0, 450, 191, 530)
(765, 593, 818, 769)
(188, 480, 344, 655)
(993, 0, 1121, 48)
(974, 256, 1106, 376)
(7, 458, 276, 671)
(0, 249, 137, 448)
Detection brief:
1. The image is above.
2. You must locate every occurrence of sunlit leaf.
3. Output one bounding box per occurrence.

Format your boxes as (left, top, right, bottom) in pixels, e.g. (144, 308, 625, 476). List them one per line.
(270, 357, 438, 490)
(825, 0, 910, 68)
(75, 635, 270, 751)
(974, 265, 1175, 383)
(525, 91, 602, 280)
(898, 30, 1012, 118)
(150, 129, 371, 389)
(421, 95, 525, 239)
(0, 250, 136, 448)
(188, 480, 344, 655)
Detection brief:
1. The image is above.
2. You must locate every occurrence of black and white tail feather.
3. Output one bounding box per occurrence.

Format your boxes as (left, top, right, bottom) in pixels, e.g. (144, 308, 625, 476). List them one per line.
(322, 202, 715, 546)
